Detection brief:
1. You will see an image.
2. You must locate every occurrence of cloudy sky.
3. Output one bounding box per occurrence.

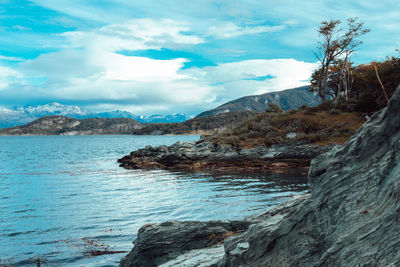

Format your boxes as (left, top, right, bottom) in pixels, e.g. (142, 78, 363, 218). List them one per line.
(0, 0, 399, 115)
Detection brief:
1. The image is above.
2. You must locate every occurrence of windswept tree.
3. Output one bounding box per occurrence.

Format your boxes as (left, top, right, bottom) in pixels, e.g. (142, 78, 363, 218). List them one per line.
(311, 59, 356, 100)
(313, 18, 370, 102)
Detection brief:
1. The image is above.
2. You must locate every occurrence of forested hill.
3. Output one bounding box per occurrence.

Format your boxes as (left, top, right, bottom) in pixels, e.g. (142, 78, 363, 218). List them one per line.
(0, 111, 258, 136)
(0, 116, 143, 135)
(196, 86, 320, 118)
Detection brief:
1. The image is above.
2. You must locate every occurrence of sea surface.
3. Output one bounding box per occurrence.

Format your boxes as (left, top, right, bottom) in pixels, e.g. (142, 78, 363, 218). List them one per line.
(0, 135, 308, 266)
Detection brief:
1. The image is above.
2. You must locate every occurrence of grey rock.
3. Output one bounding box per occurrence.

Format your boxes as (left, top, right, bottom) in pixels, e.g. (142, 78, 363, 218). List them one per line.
(159, 246, 225, 267)
(118, 139, 331, 172)
(121, 85, 400, 266)
(119, 220, 251, 267)
(218, 85, 400, 266)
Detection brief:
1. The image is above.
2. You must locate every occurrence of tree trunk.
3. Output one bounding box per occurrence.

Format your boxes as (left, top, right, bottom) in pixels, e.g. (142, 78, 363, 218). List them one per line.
(321, 65, 330, 102)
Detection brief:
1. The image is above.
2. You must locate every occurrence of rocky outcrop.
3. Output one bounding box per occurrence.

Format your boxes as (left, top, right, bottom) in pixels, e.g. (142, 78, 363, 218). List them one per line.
(118, 141, 333, 172)
(120, 194, 309, 267)
(119, 220, 252, 267)
(216, 85, 400, 266)
(120, 85, 400, 266)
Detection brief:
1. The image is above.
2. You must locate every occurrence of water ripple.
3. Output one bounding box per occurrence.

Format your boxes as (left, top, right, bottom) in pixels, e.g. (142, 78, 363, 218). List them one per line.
(0, 135, 307, 266)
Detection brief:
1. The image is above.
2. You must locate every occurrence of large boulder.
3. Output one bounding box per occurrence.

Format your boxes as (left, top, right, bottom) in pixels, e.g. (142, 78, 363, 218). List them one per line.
(120, 220, 251, 267)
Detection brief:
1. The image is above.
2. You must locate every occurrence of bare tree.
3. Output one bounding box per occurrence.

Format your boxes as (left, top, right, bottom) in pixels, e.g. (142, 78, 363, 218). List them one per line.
(314, 18, 369, 102)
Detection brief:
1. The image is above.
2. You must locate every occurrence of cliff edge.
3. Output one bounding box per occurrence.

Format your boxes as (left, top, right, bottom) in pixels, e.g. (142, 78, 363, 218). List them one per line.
(218, 84, 400, 266)
(120, 84, 400, 266)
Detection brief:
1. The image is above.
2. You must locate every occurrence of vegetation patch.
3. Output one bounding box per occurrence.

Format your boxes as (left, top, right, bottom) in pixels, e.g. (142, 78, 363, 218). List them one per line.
(206, 103, 366, 148)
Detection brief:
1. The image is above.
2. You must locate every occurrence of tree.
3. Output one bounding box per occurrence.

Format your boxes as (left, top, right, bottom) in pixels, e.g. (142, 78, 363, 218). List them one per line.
(352, 57, 400, 107)
(313, 18, 369, 102)
(311, 59, 355, 101)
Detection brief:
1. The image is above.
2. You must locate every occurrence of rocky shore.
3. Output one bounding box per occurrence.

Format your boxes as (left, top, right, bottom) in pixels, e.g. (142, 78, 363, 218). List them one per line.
(118, 140, 333, 173)
(119, 86, 400, 266)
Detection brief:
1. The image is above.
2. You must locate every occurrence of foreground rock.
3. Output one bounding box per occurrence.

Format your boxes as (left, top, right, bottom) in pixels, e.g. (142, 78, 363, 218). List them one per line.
(120, 194, 308, 267)
(217, 85, 400, 266)
(120, 86, 400, 266)
(118, 141, 333, 172)
(119, 220, 252, 267)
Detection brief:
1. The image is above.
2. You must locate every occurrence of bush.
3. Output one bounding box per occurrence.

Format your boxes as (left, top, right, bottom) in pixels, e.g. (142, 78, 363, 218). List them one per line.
(304, 110, 317, 116)
(266, 103, 283, 113)
(330, 109, 340, 115)
(354, 93, 385, 113)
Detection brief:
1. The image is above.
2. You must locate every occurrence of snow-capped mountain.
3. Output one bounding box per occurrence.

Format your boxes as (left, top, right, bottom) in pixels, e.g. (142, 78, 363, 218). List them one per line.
(96, 110, 139, 119)
(15, 102, 92, 118)
(0, 108, 36, 129)
(142, 113, 193, 123)
(94, 111, 193, 123)
(0, 103, 192, 128)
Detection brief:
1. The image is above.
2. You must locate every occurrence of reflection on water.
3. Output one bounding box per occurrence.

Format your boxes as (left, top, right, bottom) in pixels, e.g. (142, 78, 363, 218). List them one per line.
(0, 135, 307, 266)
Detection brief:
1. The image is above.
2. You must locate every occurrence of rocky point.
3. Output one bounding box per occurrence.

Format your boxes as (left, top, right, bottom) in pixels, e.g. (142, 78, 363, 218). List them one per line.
(120, 85, 400, 266)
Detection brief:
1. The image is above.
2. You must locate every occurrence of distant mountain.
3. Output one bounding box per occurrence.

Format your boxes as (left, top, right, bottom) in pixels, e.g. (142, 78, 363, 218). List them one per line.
(15, 102, 92, 118)
(0, 103, 192, 128)
(132, 110, 258, 135)
(0, 86, 321, 132)
(0, 116, 143, 135)
(141, 113, 193, 123)
(96, 110, 139, 119)
(196, 86, 320, 118)
(0, 111, 256, 136)
(95, 111, 192, 123)
(0, 108, 36, 128)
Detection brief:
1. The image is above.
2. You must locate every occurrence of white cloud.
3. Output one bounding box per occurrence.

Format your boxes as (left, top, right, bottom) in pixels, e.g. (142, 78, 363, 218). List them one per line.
(0, 65, 23, 89)
(183, 59, 317, 98)
(8, 18, 212, 114)
(0, 16, 316, 115)
(208, 22, 285, 39)
(10, 54, 316, 114)
(0, 55, 24, 61)
(59, 19, 204, 52)
(12, 25, 30, 31)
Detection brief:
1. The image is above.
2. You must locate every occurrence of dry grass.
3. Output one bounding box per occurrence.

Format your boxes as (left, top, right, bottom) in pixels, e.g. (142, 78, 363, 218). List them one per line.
(207, 105, 366, 148)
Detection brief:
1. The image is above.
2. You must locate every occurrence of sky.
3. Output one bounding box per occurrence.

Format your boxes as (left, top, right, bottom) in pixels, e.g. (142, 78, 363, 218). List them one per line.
(0, 0, 399, 115)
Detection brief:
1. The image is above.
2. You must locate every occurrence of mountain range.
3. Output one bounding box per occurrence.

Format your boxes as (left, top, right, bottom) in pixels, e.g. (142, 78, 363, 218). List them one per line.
(196, 85, 320, 117)
(0, 102, 192, 129)
(0, 86, 322, 133)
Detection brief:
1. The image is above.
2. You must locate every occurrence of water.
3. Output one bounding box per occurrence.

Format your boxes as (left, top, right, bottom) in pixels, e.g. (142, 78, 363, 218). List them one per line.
(0, 135, 308, 266)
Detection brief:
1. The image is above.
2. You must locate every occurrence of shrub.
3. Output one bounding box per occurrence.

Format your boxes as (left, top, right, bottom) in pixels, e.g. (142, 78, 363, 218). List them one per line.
(330, 109, 340, 115)
(304, 110, 317, 116)
(266, 103, 283, 113)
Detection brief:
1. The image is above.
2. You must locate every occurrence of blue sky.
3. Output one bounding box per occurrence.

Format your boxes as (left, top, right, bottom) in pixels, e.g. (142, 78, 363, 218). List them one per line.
(0, 0, 399, 115)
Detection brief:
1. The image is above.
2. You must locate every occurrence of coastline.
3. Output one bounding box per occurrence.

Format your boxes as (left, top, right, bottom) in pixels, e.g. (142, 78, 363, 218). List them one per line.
(118, 140, 333, 173)
(119, 87, 400, 266)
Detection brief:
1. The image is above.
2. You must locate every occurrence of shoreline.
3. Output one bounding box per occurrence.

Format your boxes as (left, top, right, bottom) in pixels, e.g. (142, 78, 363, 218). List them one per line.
(118, 139, 333, 173)
(119, 86, 400, 266)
